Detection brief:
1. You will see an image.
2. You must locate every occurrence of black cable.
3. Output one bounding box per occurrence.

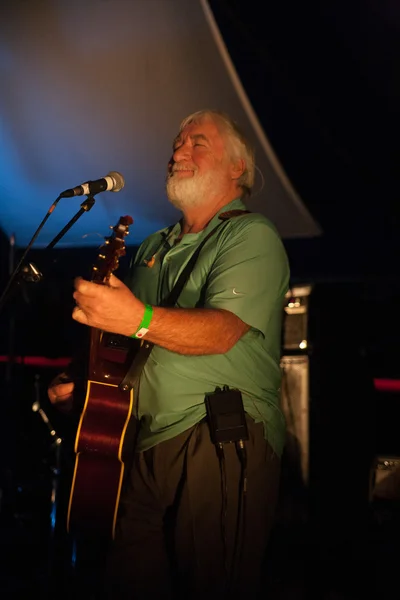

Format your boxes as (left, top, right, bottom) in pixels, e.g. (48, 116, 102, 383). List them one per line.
(237, 442, 248, 572)
(227, 440, 247, 594)
(216, 442, 229, 578)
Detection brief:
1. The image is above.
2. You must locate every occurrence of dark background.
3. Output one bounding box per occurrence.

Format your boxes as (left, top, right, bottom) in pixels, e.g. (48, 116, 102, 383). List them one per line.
(207, 0, 400, 385)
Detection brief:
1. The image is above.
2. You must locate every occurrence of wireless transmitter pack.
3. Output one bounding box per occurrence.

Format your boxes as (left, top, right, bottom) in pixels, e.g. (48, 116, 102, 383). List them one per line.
(205, 385, 249, 445)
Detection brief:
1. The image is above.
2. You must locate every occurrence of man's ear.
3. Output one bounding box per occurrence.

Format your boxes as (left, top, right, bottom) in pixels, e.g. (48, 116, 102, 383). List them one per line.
(230, 158, 246, 181)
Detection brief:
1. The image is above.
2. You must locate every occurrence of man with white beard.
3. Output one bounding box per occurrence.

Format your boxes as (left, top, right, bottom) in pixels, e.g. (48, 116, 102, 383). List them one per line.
(48, 109, 290, 599)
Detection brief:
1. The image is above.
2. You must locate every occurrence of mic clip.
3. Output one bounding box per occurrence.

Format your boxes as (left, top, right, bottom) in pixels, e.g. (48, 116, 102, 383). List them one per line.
(20, 262, 43, 284)
(80, 194, 96, 212)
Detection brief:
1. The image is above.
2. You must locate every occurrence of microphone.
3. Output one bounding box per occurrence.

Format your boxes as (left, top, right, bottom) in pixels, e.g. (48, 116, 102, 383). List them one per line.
(59, 171, 125, 198)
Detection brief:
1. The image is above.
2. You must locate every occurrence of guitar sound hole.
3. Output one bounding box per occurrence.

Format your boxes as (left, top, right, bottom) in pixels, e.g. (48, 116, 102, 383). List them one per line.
(104, 333, 131, 352)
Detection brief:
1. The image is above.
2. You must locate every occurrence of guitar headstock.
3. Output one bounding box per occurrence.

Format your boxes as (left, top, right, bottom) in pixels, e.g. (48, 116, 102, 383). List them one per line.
(92, 215, 133, 284)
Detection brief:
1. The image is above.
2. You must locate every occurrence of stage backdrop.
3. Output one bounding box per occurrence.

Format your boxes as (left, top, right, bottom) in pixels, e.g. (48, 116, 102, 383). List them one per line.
(0, 0, 320, 251)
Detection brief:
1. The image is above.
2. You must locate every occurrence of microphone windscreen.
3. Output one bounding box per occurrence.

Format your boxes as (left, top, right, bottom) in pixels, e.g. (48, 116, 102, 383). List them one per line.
(108, 171, 125, 192)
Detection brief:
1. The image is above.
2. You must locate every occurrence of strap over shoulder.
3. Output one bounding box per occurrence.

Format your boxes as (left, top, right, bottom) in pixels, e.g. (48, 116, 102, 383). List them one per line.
(119, 208, 252, 392)
(218, 209, 251, 220)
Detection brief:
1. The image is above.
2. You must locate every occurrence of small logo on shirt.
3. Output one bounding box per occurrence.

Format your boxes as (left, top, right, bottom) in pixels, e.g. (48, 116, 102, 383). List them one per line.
(232, 288, 243, 295)
(144, 255, 156, 268)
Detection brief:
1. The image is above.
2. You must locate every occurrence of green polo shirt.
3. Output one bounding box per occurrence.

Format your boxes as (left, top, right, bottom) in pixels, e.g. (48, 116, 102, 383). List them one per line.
(126, 198, 290, 456)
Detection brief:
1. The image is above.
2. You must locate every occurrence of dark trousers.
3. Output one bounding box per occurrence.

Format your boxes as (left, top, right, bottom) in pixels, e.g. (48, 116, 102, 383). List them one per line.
(103, 415, 280, 599)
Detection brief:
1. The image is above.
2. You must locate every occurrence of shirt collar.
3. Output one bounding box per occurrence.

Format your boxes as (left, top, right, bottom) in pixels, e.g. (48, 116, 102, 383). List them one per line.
(170, 197, 247, 246)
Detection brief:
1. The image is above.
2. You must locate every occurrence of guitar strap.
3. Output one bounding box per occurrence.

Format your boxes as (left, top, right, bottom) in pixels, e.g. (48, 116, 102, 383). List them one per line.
(118, 209, 250, 393)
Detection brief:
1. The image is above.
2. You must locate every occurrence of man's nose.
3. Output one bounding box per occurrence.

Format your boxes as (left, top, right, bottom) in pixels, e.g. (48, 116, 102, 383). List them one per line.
(172, 142, 191, 162)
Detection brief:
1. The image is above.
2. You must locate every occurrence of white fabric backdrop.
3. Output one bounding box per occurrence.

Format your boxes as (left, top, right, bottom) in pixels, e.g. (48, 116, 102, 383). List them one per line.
(0, 0, 321, 248)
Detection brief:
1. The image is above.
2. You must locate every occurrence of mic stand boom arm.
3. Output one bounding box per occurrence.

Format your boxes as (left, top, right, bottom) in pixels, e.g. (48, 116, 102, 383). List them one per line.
(46, 194, 96, 250)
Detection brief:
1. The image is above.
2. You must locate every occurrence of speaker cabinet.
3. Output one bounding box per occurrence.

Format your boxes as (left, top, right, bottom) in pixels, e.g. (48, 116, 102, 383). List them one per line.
(278, 281, 376, 529)
(280, 354, 309, 486)
(280, 284, 312, 488)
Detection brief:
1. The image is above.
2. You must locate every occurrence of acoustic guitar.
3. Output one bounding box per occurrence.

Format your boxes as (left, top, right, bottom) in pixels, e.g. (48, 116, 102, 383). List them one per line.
(67, 215, 136, 539)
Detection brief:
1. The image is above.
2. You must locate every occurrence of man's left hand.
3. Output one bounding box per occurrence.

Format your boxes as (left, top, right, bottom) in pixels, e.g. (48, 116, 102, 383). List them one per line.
(72, 273, 144, 336)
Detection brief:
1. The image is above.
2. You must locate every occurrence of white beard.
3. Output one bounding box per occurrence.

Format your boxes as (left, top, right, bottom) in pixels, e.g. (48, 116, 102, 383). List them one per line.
(166, 167, 226, 210)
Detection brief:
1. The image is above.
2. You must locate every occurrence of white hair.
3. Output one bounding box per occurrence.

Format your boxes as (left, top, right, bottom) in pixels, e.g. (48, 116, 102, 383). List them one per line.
(178, 109, 255, 197)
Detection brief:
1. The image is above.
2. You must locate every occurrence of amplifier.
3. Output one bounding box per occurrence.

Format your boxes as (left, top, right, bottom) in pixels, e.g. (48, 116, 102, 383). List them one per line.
(369, 455, 400, 502)
(282, 284, 312, 352)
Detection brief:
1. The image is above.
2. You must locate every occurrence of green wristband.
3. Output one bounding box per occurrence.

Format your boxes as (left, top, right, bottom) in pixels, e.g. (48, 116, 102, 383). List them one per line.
(131, 304, 153, 339)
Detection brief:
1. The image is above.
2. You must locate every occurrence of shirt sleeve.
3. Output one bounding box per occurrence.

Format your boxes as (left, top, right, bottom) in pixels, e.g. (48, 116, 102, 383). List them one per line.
(204, 216, 290, 336)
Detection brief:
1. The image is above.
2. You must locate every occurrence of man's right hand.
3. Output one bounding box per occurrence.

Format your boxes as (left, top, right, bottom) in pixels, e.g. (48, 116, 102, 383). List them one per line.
(48, 372, 75, 412)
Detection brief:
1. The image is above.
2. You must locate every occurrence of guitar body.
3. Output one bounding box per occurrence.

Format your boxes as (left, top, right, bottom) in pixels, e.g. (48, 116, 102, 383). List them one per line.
(66, 216, 136, 539)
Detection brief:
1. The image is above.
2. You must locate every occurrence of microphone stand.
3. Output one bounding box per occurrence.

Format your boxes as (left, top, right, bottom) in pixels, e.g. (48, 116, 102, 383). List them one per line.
(0, 190, 97, 594)
(32, 374, 63, 596)
(5, 233, 16, 389)
(46, 194, 96, 250)
(0, 196, 61, 314)
(0, 194, 96, 314)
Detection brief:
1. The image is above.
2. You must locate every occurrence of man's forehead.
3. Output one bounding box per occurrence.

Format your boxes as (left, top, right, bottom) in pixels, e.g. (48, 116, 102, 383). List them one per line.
(175, 119, 221, 143)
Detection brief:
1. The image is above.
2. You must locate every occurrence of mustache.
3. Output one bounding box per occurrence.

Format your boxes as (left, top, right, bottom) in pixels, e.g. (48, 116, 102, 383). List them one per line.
(168, 163, 197, 176)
